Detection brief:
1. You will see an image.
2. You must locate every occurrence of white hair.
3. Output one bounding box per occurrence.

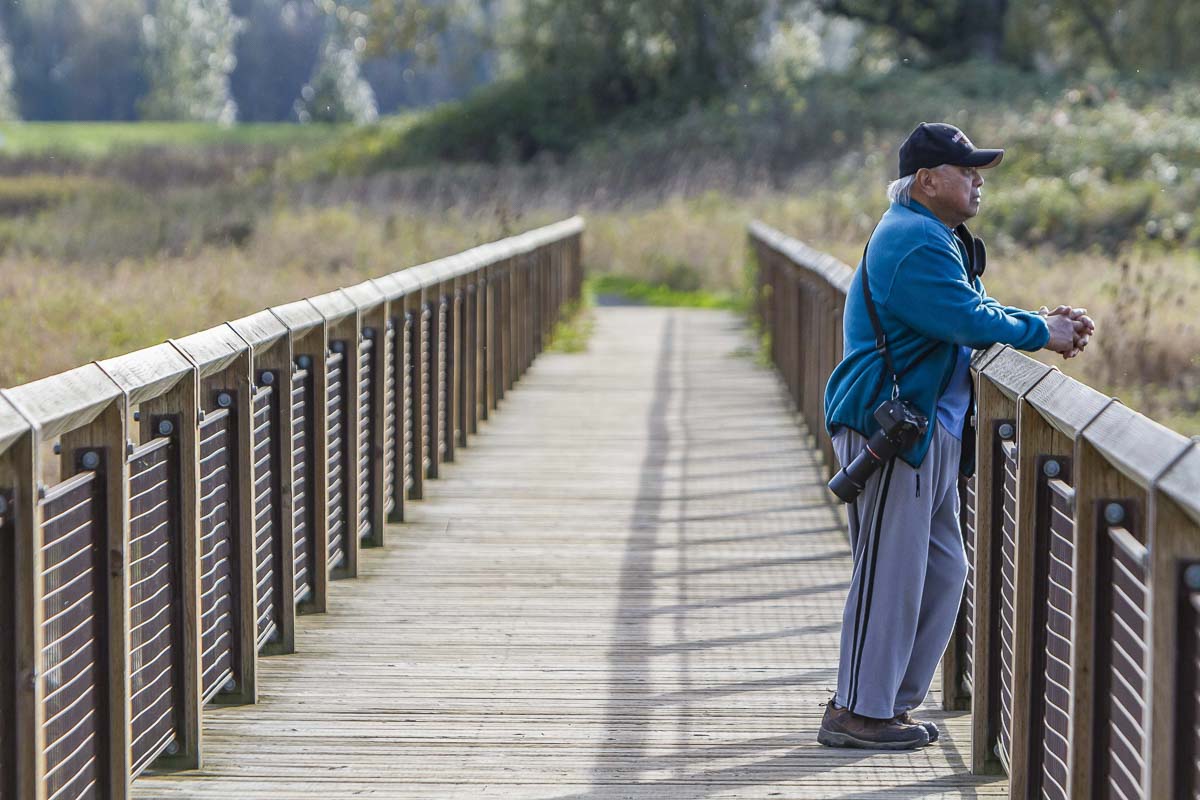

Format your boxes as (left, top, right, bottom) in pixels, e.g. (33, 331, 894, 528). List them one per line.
(887, 174, 916, 206)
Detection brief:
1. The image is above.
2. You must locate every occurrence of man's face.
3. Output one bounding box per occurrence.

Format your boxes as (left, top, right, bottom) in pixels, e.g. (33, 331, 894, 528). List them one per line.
(934, 164, 985, 220)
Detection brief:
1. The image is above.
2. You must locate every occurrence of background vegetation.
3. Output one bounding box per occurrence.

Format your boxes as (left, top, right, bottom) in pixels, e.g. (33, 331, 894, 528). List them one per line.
(0, 1, 1197, 434)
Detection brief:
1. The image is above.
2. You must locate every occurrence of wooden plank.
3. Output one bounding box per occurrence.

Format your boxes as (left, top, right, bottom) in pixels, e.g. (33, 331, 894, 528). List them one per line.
(130, 307, 1006, 800)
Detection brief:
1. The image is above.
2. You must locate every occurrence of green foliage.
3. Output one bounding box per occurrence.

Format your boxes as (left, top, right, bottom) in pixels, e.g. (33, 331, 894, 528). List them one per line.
(545, 299, 595, 353)
(328, 0, 772, 166)
(0, 121, 341, 157)
(366, 72, 614, 164)
(588, 274, 743, 310)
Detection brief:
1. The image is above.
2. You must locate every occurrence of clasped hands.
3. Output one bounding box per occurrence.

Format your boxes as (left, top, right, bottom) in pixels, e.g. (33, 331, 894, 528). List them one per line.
(1039, 305, 1095, 359)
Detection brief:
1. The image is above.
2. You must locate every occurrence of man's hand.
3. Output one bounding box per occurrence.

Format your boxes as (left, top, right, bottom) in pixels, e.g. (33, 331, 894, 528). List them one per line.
(1039, 305, 1096, 359)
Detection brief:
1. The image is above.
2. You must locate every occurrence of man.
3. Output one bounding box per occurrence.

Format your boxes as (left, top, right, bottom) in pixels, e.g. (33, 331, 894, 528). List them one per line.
(817, 122, 1093, 750)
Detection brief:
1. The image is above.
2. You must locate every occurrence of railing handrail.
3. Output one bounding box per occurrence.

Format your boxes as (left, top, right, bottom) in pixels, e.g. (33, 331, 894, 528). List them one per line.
(0, 217, 585, 800)
(750, 218, 1200, 800)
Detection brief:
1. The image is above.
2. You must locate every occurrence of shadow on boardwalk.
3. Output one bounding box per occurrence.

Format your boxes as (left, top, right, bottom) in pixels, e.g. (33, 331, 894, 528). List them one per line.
(572, 311, 988, 800)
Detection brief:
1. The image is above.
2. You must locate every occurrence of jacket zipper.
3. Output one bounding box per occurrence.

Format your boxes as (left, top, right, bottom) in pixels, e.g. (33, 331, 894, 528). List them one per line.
(916, 474, 921, 498)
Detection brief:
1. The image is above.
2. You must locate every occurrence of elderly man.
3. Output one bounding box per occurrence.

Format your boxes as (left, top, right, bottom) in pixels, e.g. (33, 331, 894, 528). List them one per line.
(818, 122, 1093, 750)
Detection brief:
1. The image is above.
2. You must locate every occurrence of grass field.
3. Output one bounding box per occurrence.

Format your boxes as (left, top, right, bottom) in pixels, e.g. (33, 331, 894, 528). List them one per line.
(0, 121, 344, 158)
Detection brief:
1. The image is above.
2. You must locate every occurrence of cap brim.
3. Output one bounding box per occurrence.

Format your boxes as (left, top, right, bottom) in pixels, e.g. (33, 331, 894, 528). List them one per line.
(959, 149, 1004, 169)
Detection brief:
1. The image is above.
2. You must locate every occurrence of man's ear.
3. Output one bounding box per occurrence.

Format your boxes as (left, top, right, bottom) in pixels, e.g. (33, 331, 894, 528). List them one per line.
(914, 167, 935, 195)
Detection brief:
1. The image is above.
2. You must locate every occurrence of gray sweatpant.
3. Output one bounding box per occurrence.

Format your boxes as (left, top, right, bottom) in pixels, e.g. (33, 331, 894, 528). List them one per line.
(831, 421, 968, 720)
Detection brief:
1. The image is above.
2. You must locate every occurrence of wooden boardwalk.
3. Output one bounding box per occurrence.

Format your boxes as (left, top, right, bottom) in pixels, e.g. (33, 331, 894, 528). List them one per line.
(132, 306, 1007, 799)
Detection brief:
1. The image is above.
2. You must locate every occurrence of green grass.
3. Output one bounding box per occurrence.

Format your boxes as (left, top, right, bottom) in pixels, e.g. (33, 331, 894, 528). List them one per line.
(587, 274, 745, 310)
(545, 299, 596, 353)
(0, 122, 345, 158)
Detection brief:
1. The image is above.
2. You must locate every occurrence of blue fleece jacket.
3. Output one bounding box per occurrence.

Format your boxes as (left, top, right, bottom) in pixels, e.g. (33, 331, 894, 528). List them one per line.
(823, 200, 1050, 468)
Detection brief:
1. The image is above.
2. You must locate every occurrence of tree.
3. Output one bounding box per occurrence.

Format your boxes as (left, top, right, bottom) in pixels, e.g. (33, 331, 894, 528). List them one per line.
(0, 0, 147, 121)
(816, 0, 1010, 63)
(293, 26, 378, 123)
(0, 19, 19, 120)
(229, 0, 326, 122)
(140, 0, 242, 122)
(512, 0, 766, 107)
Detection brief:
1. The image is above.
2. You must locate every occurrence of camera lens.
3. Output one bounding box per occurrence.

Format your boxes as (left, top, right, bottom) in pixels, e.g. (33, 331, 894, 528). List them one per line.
(827, 427, 903, 503)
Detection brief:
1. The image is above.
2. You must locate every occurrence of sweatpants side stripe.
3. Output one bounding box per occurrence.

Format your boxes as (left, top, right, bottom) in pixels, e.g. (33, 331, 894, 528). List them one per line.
(843, 493, 875, 707)
(844, 465, 888, 708)
(849, 458, 897, 714)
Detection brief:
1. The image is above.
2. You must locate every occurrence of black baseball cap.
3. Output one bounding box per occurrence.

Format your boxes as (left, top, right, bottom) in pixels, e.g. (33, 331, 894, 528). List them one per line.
(898, 122, 1003, 178)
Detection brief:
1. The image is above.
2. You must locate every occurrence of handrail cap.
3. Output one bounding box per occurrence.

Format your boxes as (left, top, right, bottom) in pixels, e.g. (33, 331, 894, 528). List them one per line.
(978, 347, 1055, 401)
(228, 309, 288, 349)
(3, 363, 122, 439)
(1158, 445, 1200, 525)
(308, 288, 358, 326)
(748, 220, 853, 294)
(375, 269, 423, 299)
(1023, 369, 1113, 439)
(271, 298, 325, 333)
(0, 393, 31, 456)
(171, 324, 247, 377)
(1081, 401, 1193, 490)
(97, 342, 193, 405)
(341, 280, 386, 312)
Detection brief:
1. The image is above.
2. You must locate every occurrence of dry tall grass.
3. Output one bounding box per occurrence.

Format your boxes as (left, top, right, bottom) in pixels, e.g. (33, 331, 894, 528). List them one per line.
(0, 151, 1195, 435)
(0, 206, 521, 386)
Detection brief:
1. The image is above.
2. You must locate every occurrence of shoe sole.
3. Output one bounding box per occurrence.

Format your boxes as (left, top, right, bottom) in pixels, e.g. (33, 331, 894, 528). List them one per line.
(817, 728, 930, 751)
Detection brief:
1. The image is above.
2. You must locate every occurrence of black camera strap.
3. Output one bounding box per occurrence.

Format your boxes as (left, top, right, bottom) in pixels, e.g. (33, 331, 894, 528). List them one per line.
(858, 235, 901, 400)
(858, 220, 982, 402)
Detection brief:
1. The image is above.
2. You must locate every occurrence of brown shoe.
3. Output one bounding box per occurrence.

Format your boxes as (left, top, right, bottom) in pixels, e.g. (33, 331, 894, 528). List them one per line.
(817, 700, 930, 750)
(894, 711, 939, 743)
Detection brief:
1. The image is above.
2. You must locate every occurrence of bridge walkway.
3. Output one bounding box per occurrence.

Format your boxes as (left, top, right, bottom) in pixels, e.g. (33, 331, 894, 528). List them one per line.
(131, 306, 1006, 799)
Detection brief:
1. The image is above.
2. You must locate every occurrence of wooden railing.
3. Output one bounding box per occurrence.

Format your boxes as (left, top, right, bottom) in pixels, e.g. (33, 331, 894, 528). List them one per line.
(750, 220, 1200, 799)
(0, 217, 584, 800)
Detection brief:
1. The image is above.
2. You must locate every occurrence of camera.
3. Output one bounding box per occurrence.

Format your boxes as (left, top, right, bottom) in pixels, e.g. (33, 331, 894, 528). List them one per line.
(828, 399, 928, 503)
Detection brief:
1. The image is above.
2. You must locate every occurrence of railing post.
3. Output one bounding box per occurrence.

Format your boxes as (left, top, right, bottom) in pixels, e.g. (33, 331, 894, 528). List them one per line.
(309, 292, 362, 580)
(6, 367, 132, 799)
(0, 395, 43, 800)
(1148, 445, 1200, 799)
(376, 276, 414, 525)
(171, 328, 259, 708)
(454, 273, 469, 450)
(98, 345, 206, 771)
(228, 312, 299, 657)
(1006, 366, 1059, 797)
(463, 274, 479, 439)
(444, 276, 460, 463)
(270, 300, 329, 615)
(969, 346, 1016, 776)
(55, 372, 133, 799)
(481, 268, 494, 418)
(425, 285, 442, 481)
(409, 288, 428, 498)
(341, 283, 389, 550)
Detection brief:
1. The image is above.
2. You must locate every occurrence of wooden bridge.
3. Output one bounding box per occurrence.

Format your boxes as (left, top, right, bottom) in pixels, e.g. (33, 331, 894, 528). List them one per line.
(0, 218, 1197, 799)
